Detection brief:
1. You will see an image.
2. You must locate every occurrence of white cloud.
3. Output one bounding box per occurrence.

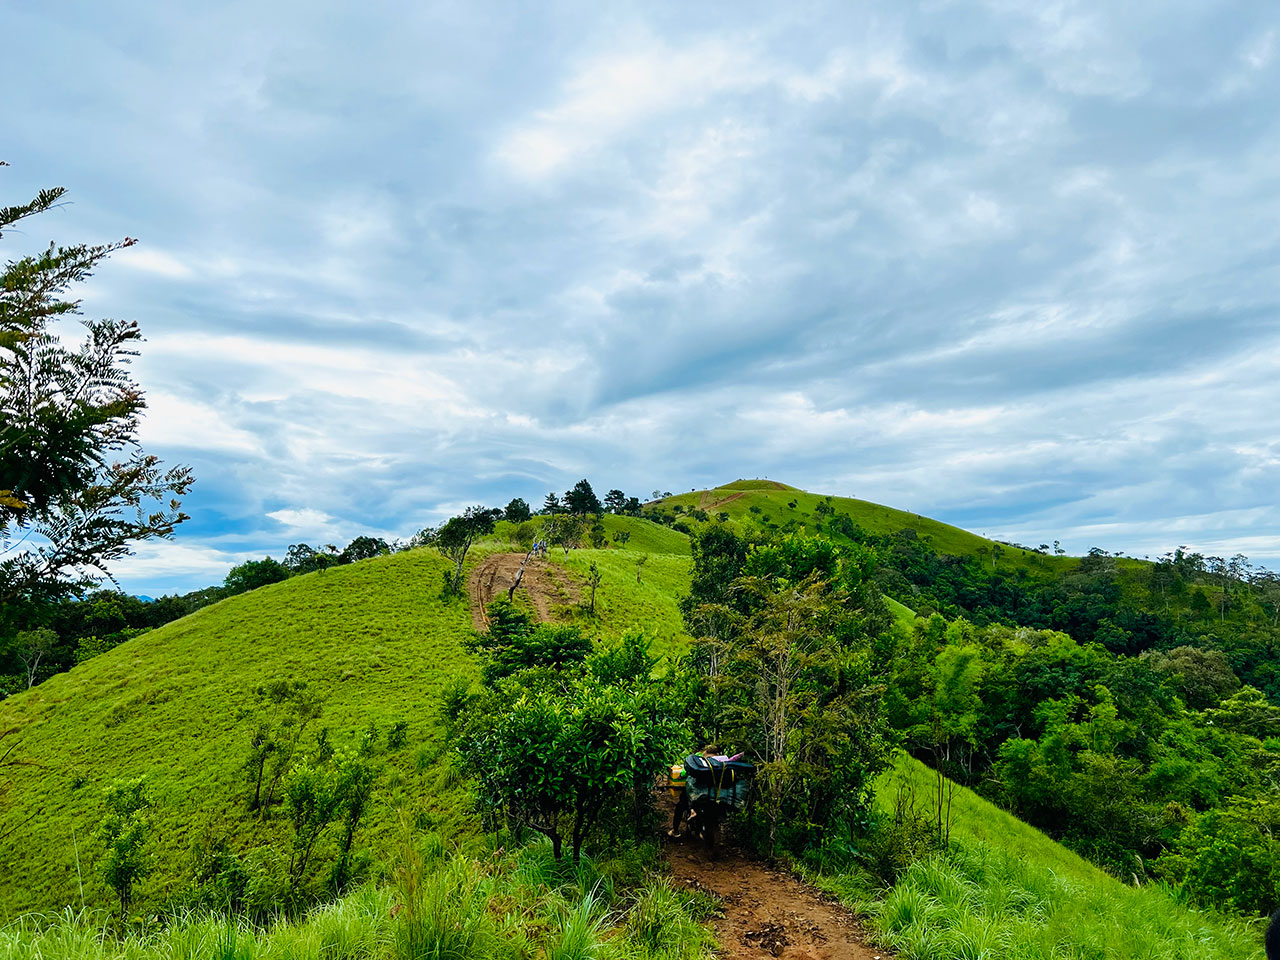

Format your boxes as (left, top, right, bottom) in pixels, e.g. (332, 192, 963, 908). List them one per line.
(267, 508, 336, 530)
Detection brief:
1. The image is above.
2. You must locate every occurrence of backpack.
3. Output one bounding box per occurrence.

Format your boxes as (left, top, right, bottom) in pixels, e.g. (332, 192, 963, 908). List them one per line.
(682, 754, 755, 809)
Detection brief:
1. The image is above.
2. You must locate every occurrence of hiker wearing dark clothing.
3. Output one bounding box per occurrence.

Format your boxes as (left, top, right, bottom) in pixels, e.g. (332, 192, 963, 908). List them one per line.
(1267, 908, 1280, 960)
(667, 744, 719, 838)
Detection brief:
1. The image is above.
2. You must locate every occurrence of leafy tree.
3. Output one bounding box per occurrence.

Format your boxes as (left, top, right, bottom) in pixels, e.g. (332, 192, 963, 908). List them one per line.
(564, 479, 602, 516)
(8, 627, 55, 689)
(467, 599, 592, 684)
(224, 557, 290, 596)
(589, 520, 606, 548)
(505, 497, 532, 523)
(623, 496, 642, 516)
(604, 489, 627, 514)
(96, 776, 153, 918)
(282, 543, 335, 575)
(0, 178, 192, 617)
(682, 530, 894, 855)
(612, 530, 631, 548)
(542, 492, 563, 515)
(340, 536, 388, 564)
(436, 506, 498, 595)
(546, 514, 585, 559)
(244, 680, 323, 814)
(456, 664, 684, 861)
(327, 748, 378, 894)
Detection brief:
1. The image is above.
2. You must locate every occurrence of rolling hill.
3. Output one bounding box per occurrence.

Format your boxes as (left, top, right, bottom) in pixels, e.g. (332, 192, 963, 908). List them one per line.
(0, 481, 1264, 959)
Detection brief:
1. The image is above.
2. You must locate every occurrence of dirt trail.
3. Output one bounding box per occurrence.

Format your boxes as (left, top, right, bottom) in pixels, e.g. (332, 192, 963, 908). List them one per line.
(661, 798, 884, 960)
(468, 552, 579, 629)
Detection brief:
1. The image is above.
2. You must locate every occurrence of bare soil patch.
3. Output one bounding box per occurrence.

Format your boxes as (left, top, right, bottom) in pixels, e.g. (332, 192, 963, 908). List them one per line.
(468, 552, 579, 630)
(659, 790, 883, 960)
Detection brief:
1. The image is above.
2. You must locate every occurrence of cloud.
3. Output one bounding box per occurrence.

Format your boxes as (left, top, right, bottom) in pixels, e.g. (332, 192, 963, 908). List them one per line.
(267, 508, 336, 531)
(5, 0, 1280, 594)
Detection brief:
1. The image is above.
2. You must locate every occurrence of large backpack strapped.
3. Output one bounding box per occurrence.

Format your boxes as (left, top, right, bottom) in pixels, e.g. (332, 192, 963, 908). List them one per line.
(683, 754, 754, 809)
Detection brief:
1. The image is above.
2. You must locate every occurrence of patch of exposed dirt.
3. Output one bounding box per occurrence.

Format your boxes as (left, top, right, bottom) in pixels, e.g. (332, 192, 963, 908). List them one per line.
(660, 794, 884, 960)
(706, 491, 747, 511)
(468, 552, 579, 630)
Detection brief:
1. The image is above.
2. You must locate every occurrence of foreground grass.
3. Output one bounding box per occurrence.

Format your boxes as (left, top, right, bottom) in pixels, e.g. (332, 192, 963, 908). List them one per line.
(0, 838, 717, 960)
(813, 753, 1262, 960)
(0, 550, 479, 917)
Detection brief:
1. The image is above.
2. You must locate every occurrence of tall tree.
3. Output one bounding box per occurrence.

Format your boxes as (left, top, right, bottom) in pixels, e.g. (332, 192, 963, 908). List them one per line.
(541, 492, 563, 515)
(505, 497, 532, 523)
(564, 479, 602, 515)
(604, 489, 627, 514)
(0, 175, 192, 619)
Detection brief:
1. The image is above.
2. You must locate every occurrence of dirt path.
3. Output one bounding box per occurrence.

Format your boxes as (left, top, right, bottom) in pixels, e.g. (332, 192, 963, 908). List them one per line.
(663, 836, 884, 960)
(468, 552, 579, 630)
(657, 785, 882, 960)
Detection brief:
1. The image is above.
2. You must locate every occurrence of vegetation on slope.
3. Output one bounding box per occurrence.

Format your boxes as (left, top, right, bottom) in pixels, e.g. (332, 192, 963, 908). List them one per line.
(0, 550, 477, 916)
(0, 837, 716, 960)
(813, 753, 1261, 960)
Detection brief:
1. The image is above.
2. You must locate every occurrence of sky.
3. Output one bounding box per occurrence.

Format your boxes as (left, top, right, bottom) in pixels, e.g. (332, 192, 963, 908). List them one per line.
(3, 1, 1279, 596)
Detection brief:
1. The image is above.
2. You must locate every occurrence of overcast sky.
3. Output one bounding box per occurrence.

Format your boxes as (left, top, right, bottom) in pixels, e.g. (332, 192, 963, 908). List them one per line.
(4, 1, 1279, 595)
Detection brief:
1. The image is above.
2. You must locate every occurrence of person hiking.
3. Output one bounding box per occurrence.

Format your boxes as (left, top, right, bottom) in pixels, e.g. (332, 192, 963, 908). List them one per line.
(668, 744, 720, 838)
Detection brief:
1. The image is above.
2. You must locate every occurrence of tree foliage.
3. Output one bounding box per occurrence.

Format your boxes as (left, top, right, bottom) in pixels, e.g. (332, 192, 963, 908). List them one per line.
(0, 178, 192, 617)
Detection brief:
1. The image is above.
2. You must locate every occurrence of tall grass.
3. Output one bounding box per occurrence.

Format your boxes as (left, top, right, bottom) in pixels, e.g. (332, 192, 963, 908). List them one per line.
(0, 838, 717, 960)
(872, 843, 1261, 960)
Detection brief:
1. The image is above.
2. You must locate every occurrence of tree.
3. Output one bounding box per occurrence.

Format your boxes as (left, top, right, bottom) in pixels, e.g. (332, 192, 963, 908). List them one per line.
(564, 479, 602, 516)
(612, 530, 632, 548)
(10, 627, 55, 689)
(340, 536, 388, 564)
(547, 514, 585, 559)
(283, 543, 334, 575)
(604, 489, 627, 514)
(244, 679, 323, 814)
(585, 562, 602, 615)
(589, 520, 606, 548)
(437, 506, 498, 595)
(0, 178, 192, 616)
(542, 492, 563, 515)
(505, 497, 532, 523)
(456, 668, 684, 862)
(96, 776, 152, 918)
(224, 557, 290, 596)
(624, 497, 642, 516)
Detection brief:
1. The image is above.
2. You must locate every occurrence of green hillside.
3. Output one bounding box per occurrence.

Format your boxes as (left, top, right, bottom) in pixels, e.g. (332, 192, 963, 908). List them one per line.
(655, 481, 1074, 576)
(0, 543, 692, 917)
(821, 753, 1262, 960)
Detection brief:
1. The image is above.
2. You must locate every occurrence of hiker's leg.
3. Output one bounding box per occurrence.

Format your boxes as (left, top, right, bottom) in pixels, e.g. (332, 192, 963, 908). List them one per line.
(671, 789, 689, 834)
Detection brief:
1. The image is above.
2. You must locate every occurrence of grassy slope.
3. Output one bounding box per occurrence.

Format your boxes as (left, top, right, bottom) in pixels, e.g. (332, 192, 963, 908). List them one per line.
(658, 481, 1076, 578)
(552, 549, 692, 662)
(0, 550, 478, 917)
(850, 753, 1261, 960)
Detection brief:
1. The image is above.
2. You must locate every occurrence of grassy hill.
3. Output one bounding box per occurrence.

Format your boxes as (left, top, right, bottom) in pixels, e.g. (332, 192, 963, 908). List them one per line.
(1, 482, 1264, 958)
(0, 541, 693, 917)
(655, 480, 1075, 577)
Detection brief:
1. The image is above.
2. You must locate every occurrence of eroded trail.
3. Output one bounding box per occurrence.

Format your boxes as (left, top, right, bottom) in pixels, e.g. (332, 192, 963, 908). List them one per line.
(468, 551, 579, 629)
(663, 838, 883, 960)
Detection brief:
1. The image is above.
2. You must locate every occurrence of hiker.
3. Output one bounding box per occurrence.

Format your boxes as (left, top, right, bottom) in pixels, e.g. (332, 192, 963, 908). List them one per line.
(1268, 909, 1280, 960)
(668, 744, 719, 838)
